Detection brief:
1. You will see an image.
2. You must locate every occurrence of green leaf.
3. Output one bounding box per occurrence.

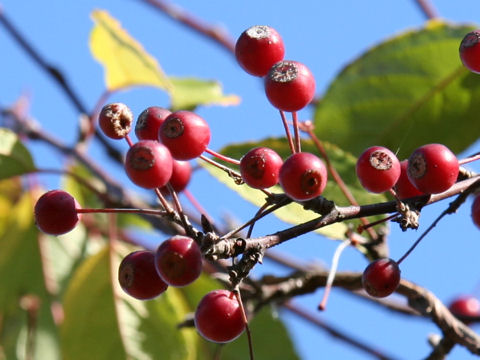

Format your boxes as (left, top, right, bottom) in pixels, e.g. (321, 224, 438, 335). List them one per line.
(61, 245, 199, 360)
(170, 77, 240, 111)
(314, 20, 480, 159)
(203, 138, 387, 240)
(0, 128, 35, 180)
(90, 10, 171, 91)
(221, 307, 300, 360)
(0, 189, 59, 360)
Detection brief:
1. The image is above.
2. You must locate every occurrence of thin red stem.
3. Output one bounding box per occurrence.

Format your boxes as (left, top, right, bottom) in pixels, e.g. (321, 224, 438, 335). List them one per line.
(204, 148, 240, 165)
(76, 207, 166, 216)
(459, 152, 480, 166)
(279, 110, 296, 154)
(233, 289, 254, 360)
(291, 112, 301, 153)
(125, 134, 134, 148)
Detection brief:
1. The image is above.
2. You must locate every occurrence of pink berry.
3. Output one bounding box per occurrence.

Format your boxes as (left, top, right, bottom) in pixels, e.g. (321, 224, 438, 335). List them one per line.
(472, 194, 480, 229)
(194, 290, 245, 343)
(118, 250, 168, 300)
(394, 160, 425, 199)
(240, 147, 283, 189)
(279, 152, 327, 201)
(154, 236, 202, 287)
(135, 106, 171, 141)
(362, 258, 401, 298)
(34, 190, 80, 235)
(235, 25, 285, 77)
(448, 296, 480, 324)
(98, 103, 133, 139)
(159, 111, 210, 160)
(459, 30, 480, 74)
(407, 143, 459, 194)
(124, 140, 173, 189)
(356, 146, 401, 193)
(264, 60, 316, 112)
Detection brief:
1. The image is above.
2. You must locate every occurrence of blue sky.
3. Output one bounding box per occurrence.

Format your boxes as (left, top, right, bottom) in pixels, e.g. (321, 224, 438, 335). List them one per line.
(2, 1, 480, 359)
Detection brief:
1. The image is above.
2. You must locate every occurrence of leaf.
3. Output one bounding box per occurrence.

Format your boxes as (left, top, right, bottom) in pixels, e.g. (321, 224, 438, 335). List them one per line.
(170, 77, 240, 111)
(314, 21, 480, 159)
(0, 128, 35, 180)
(90, 10, 171, 91)
(0, 188, 60, 359)
(203, 138, 387, 240)
(61, 244, 199, 360)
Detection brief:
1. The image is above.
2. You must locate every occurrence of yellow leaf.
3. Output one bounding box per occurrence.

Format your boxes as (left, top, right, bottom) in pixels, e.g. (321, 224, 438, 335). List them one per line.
(90, 10, 171, 91)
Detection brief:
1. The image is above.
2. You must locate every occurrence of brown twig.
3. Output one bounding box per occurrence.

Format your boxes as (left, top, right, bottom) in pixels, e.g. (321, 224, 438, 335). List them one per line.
(139, 0, 235, 54)
(414, 0, 440, 20)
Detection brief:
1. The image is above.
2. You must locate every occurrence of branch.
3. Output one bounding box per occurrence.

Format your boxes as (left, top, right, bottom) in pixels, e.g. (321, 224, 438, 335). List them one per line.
(414, 0, 440, 20)
(139, 0, 235, 54)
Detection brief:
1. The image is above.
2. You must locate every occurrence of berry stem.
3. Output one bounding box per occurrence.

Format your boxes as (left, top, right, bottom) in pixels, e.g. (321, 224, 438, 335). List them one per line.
(299, 120, 379, 240)
(125, 134, 134, 148)
(233, 289, 255, 360)
(291, 111, 301, 153)
(76, 207, 167, 216)
(318, 239, 351, 310)
(246, 202, 270, 238)
(204, 148, 241, 165)
(279, 110, 296, 154)
(154, 188, 175, 214)
(459, 151, 480, 166)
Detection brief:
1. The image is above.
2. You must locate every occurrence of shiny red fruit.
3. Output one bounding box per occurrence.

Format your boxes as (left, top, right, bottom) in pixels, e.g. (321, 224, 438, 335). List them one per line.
(472, 194, 480, 229)
(356, 146, 401, 193)
(448, 296, 480, 324)
(154, 236, 202, 287)
(362, 258, 401, 298)
(161, 160, 192, 194)
(135, 106, 171, 141)
(118, 250, 168, 300)
(159, 111, 210, 160)
(407, 143, 459, 194)
(194, 290, 245, 343)
(264, 60, 316, 112)
(459, 30, 480, 74)
(34, 190, 80, 235)
(235, 25, 285, 77)
(125, 140, 173, 189)
(240, 147, 283, 189)
(279, 152, 327, 201)
(394, 160, 425, 199)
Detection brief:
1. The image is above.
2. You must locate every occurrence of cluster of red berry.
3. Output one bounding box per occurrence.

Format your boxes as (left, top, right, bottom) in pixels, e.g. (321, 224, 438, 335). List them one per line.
(32, 25, 480, 345)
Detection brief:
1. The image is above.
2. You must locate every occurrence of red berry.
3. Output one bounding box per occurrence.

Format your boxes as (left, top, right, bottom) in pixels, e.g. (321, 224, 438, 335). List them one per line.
(98, 103, 133, 139)
(159, 111, 211, 160)
(154, 236, 202, 287)
(118, 250, 168, 300)
(394, 160, 425, 199)
(472, 194, 480, 229)
(240, 147, 283, 189)
(161, 160, 192, 194)
(125, 140, 173, 189)
(356, 146, 401, 193)
(459, 30, 480, 74)
(362, 258, 401, 298)
(194, 290, 245, 343)
(264, 60, 315, 112)
(235, 25, 285, 77)
(448, 296, 480, 324)
(135, 106, 171, 141)
(407, 143, 459, 194)
(34, 190, 80, 235)
(279, 152, 327, 201)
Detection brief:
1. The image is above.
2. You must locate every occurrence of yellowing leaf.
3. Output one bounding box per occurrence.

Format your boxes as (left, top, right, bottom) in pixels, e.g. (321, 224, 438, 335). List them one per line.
(90, 10, 171, 91)
(170, 77, 241, 110)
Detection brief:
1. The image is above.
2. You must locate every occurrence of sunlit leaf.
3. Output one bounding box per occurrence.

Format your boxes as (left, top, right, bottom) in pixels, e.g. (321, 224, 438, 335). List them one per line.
(0, 128, 35, 180)
(314, 21, 480, 159)
(90, 10, 171, 91)
(170, 77, 240, 111)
